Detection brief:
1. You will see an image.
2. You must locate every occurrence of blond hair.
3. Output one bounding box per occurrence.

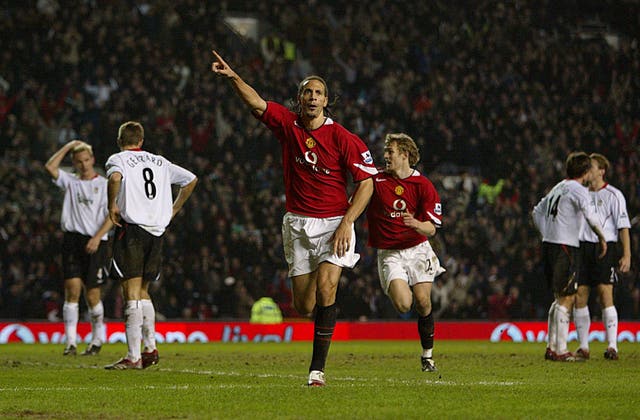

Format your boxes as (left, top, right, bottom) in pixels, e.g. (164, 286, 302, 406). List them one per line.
(70, 141, 93, 158)
(590, 153, 610, 179)
(385, 133, 420, 166)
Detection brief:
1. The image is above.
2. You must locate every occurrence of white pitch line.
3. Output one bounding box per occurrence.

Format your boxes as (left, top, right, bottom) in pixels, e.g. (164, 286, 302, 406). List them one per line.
(1, 361, 523, 388)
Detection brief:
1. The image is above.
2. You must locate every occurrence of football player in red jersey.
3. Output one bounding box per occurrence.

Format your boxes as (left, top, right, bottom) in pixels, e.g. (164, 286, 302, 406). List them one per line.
(212, 50, 376, 386)
(366, 133, 444, 372)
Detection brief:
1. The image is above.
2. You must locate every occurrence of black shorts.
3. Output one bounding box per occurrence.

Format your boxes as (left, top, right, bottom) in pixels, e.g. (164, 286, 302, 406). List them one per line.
(578, 241, 618, 287)
(62, 232, 109, 288)
(110, 223, 163, 282)
(542, 242, 581, 297)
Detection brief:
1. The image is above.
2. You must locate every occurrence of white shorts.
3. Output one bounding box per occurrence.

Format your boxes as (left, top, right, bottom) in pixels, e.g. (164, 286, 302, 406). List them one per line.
(377, 241, 445, 295)
(282, 212, 360, 277)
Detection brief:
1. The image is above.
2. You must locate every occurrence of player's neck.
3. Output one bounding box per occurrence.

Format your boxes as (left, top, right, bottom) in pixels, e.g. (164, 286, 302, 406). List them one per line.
(300, 115, 325, 131)
(590, 179, 605, 191)
(392, 167, 413, 179)
(79, 170, 96, 180)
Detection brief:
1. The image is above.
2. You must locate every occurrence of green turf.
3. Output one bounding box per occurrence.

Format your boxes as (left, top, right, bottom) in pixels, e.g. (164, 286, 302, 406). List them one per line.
(0, 341, 638, 419)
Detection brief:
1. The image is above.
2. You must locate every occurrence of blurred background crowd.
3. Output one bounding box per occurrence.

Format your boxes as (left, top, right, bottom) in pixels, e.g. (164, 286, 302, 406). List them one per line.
(1, 0, 639, 322)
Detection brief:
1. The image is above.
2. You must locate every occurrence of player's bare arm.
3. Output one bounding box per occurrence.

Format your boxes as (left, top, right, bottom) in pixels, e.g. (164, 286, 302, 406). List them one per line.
(171, 178, 198, 219)
(403, 213, 436, 237)
(331, 177, 374, 257)
(618, 227, 631, 272)
(107, 172, 123, 226)
(45, 139, 82, 179)
(211, 49, 267, 117)
(85, 217, 114, 254)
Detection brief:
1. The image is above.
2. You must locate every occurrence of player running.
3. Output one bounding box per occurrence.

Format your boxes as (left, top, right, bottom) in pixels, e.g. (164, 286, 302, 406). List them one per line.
(211, 49, 376, 386)
(366, 133, 445, 372)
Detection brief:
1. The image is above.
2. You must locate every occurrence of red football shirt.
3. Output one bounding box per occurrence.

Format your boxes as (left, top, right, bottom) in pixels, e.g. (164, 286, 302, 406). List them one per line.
(259, 101, 377, 217)
(367, 170, 442, 249)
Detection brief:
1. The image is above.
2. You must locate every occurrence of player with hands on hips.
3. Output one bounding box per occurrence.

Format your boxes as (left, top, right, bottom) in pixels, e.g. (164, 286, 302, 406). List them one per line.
(104, 121, 197, 370)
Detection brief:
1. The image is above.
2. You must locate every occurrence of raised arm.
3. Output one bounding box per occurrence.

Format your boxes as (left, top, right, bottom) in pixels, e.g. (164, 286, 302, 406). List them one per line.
(45, 140, 82, 179)
(211, 50, 267, 117)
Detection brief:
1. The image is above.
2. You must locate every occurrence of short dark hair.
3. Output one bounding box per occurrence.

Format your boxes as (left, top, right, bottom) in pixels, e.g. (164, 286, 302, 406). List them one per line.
(117, 121, 144, 148)
(565, 151, 591, 179)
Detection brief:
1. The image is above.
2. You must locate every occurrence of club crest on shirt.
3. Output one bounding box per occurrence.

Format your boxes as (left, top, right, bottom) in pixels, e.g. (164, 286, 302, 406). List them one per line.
(394, 186, 404, 196)
(305, 138, 316, 148)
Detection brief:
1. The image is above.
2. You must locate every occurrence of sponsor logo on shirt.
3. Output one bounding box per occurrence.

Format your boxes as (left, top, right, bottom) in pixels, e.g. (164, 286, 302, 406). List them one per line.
(361, 151, 373, 164)
(295, 152, 330, 175)
(435, 203, 442, 215)
(389, 199, 407, 218)
(76, 192, 93, 206)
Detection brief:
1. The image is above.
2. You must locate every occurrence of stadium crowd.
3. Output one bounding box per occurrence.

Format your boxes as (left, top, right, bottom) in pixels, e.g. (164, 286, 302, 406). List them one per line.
(1, 0, 639, 322)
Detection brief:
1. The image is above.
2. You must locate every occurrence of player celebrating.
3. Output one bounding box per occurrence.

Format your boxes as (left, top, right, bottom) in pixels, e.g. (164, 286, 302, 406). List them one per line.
(104, 121, 197, 370)
(532, 152, 606, 361)
(45, 140, 112, 356)
(211, 50, 376, 386)
(574, 153, 631, 361)
(366, 133, 444, 372)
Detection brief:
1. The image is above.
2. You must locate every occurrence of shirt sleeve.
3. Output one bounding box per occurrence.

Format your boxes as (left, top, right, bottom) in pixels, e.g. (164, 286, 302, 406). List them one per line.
(53, 169, 72, 189)
(105, 154, 124, 178)
(168, 162, 197, 187)
(343, 131, 377, 181)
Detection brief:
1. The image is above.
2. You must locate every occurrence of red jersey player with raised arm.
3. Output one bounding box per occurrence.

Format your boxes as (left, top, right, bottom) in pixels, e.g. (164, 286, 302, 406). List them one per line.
(367, 133, 445, 372)
(212, 49, 376, 387)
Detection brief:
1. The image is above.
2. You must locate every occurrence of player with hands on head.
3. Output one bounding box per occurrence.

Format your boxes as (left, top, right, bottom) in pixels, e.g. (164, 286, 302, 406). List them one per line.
(366, 133, 445, 372)
(212, 49, 377, 386)
(104, 121, 197, 370)
(532, 152, 607, 362)
(573, 153, 631, 361)
(45, 139, 113, 356)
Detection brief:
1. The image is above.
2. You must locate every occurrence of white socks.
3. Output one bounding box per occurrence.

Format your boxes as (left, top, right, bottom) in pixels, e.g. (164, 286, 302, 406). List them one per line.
(125, 300, 143, 361)
(554, 304, 571, 354)
(89, 301, 105, 346)
(573, 306, 590, 350)
(547, 301, 558, 352)
(63, 302, 79, 348)
(141, 299, 157, 352)
(603, 305, 618, 350)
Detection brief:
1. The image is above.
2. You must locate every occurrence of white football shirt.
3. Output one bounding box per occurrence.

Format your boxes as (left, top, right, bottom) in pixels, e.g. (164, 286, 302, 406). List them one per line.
(105, 149, 196, 236)
(579, 184, 631, 243)
(532, 179, 600, 247)
(54, 169, 109, 239)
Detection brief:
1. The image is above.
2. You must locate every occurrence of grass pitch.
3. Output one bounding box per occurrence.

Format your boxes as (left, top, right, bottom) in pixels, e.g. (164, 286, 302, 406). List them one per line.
(1, 340, 638, 419)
